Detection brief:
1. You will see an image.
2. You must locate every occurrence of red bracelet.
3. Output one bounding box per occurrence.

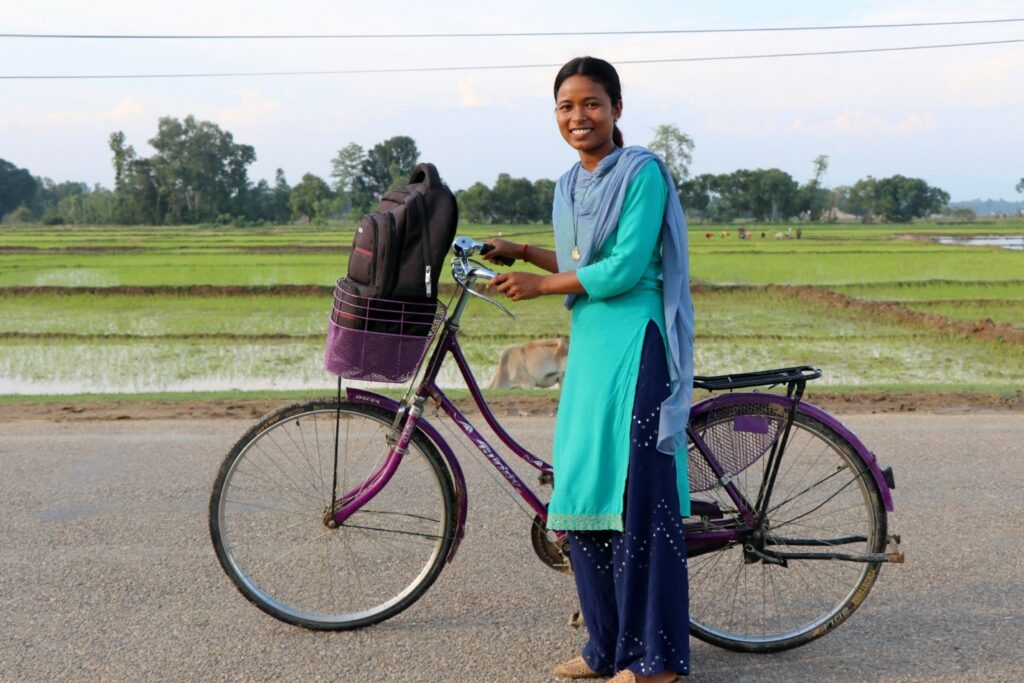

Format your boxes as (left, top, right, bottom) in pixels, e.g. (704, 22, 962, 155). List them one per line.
(519, 243, 528, 260)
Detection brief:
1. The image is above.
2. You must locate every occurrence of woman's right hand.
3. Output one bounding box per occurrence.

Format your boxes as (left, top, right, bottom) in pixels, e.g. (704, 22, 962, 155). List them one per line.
(481, 238, 520, 266)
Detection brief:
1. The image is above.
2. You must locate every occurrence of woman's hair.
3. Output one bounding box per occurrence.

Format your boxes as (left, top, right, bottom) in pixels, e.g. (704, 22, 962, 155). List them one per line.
(553, 56, 624, 147)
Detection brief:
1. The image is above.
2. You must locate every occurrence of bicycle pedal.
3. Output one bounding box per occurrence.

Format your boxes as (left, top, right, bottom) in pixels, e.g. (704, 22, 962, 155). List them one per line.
(886, 534, 905, 563)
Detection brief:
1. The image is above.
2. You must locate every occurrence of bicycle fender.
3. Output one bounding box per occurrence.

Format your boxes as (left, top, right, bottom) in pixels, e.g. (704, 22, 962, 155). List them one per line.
(690, 394, 895, 512)
(345, 388, 469, 562)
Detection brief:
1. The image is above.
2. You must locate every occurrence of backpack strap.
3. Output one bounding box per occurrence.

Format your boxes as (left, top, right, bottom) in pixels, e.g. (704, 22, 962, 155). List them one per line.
(413, 192, 433, 296)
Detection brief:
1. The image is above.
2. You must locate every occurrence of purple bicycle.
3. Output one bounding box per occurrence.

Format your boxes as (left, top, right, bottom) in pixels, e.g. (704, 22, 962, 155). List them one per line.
(209, 237, 903, 653)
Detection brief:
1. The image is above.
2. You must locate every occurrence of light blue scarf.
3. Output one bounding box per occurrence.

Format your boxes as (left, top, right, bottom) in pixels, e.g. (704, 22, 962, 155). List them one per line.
(553, 145, 694, 454)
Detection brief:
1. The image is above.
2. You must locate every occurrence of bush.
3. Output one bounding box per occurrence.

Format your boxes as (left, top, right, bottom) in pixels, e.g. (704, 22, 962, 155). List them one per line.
(5, 206, 32, 224)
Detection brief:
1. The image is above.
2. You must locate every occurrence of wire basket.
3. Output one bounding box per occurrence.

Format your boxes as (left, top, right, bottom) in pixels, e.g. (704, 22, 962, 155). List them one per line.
(324, 283, 446, 383)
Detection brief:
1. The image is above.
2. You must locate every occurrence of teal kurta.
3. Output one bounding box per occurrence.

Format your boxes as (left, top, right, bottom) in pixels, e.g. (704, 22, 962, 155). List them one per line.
(548, 161, 691, 532)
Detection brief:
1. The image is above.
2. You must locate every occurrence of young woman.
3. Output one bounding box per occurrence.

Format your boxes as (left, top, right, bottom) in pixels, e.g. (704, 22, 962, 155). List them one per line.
(484, 56, 695, 683)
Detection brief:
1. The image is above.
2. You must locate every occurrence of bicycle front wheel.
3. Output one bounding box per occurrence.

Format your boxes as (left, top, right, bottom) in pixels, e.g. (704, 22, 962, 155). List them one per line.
(210, 399, 456, 630)
(685, 397, 887, 652)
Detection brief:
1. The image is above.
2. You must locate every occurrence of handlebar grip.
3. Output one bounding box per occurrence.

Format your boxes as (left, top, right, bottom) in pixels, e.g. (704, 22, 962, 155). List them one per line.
(480, 243, 514, 267)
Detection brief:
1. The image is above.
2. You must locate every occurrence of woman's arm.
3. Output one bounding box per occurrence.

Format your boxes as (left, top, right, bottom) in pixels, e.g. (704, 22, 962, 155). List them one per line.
(482, 239, 559, 273)
(487, 269, 585, 301)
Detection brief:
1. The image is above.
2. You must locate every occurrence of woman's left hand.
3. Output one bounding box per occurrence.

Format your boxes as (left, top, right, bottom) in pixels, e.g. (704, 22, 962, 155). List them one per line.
(488, 272, 546, 301)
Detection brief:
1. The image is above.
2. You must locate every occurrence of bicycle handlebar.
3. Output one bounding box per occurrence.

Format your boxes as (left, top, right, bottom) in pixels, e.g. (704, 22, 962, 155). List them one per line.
(450, 236, 514, 320)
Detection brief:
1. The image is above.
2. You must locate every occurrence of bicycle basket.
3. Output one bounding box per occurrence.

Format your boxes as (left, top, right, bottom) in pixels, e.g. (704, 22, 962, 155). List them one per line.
(324, 282, 445, 383)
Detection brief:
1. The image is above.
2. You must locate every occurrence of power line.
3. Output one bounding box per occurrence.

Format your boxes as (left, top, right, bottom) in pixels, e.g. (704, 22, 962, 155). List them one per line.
(1, 17, 1022, 40)
(1, 37, 1020, 80)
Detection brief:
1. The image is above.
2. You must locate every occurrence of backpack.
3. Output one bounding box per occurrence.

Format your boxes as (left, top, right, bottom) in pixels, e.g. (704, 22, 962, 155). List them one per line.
(334, 162, 458, 335)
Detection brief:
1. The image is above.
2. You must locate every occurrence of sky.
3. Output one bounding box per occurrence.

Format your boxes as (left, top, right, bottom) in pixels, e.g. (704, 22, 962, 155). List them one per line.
(2, 0, 1022, 201)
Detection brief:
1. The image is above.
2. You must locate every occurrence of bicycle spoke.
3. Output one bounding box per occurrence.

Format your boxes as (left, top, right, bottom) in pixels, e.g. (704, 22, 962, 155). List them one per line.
(686, 401, 885, 651)
(212, 402, 455, 629)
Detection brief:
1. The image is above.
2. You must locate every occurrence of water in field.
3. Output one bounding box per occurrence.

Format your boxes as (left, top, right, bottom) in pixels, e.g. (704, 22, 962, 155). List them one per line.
(1, 334, 1019, 395)
(0, 340, 496, 395)
(935, 235, 1024, 251)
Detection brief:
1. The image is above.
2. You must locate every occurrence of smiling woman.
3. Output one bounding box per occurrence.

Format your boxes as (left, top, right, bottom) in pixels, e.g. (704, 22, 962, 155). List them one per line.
(482, 56, 694, 683)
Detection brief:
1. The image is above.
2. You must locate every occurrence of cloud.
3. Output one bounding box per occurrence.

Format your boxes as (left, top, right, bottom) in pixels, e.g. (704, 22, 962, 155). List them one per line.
(457, 78, 490, 107)
(34, 97, 146, 127)
(789, 110, 939, 136)
(704, 119, 782, 136)
(216, 90, 282, 127)
(946, 50, 1024, 108)
(106, 97, 145, 123)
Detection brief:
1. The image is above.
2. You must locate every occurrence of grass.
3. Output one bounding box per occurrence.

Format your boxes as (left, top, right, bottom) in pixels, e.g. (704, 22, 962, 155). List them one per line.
(1, 220, 1021, 397)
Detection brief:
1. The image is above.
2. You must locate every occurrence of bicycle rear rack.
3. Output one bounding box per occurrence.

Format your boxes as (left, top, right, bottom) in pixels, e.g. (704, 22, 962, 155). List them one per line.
(693, 365, 821, 392)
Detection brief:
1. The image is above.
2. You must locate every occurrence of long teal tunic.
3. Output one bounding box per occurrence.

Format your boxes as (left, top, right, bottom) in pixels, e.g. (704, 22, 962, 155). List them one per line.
(547, 161, 691, 532)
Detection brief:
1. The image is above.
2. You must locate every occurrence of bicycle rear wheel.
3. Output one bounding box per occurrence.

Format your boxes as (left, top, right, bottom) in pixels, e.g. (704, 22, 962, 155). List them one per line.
(210, 399, 456, 630)
(685, 396, 887, 652)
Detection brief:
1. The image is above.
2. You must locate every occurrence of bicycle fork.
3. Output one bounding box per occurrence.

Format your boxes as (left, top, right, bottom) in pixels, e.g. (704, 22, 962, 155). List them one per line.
(325, 395, 427, 528)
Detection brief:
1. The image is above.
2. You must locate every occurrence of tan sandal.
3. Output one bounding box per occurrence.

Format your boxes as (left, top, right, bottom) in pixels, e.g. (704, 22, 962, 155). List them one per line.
(552, 655, 603, 679)
(608, 671, 679, 683)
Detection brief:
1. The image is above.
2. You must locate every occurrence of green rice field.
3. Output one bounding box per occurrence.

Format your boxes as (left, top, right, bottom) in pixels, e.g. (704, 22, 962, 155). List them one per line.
(0, 220, 1021, 397)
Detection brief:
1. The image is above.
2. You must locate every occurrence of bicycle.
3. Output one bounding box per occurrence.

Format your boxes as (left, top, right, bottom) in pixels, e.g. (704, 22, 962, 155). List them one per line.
(209, 236, 903, 654)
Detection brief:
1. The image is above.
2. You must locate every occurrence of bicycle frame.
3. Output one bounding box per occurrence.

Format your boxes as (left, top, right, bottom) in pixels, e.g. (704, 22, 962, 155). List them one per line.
(332, 278, 898, 566)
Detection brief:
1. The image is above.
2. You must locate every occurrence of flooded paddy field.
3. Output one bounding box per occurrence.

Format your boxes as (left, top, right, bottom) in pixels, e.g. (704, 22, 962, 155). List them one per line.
(1, 222, 1021, 397)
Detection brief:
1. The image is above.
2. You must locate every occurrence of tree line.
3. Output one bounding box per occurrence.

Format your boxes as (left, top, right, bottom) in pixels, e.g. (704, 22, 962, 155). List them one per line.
(0, 116, 971, 227)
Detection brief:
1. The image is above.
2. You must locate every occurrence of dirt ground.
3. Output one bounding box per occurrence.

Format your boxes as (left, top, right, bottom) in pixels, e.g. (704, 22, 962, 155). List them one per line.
(2, 389, 1021, 422)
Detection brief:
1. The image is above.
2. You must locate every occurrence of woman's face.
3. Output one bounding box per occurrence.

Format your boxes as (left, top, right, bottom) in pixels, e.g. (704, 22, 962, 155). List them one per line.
(555, 74, 622, 165)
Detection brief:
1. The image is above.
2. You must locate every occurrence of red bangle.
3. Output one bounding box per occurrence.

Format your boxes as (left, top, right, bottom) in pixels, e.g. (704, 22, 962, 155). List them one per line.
(519, 243, 528, 260)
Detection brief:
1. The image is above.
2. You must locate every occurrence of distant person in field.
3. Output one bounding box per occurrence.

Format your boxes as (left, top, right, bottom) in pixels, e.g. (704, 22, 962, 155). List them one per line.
(483, 56, 694, 683)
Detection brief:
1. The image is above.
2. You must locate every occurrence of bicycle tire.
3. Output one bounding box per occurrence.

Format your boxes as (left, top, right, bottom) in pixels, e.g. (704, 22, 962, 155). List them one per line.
(685, 397, 887, 653)
(210, 399, 457, 630)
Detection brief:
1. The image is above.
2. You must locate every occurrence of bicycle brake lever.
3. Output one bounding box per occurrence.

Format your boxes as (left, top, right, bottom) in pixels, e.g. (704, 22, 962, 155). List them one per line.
(465, 283, 516, 320)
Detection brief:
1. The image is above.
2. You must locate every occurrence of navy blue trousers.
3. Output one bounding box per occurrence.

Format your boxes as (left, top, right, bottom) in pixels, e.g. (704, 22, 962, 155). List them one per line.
(567, 321, 691, 677)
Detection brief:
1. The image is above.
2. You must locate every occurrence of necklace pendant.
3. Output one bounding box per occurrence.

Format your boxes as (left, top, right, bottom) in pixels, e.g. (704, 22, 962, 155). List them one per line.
(571, 245, 581, 261)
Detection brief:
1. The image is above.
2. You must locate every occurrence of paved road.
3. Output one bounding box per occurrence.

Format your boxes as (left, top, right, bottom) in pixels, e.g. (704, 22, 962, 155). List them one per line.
(2, 412, 1022, 682)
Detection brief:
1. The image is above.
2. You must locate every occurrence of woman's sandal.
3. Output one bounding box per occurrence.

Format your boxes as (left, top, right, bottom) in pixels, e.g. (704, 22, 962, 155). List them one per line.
(552, 655, 603, 679)
(608, 670, 679, 683)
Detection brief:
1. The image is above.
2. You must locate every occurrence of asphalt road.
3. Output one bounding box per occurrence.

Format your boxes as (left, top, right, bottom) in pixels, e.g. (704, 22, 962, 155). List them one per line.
(2, 411, 1023, 682)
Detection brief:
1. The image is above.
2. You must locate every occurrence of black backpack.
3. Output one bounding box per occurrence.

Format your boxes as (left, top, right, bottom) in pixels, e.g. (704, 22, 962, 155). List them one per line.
(334, 162, 458, 334)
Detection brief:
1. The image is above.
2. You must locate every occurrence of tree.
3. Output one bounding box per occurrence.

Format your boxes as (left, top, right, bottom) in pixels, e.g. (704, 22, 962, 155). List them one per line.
(147, 115, 257, 222)
(533, 178, 555, 221)
(800, 154, 830, 221)
(843, 177, 881, 221)
(873, 175, 949, 222)
(0, 159, 37, 219)
(752, 169, 801, 221)
(456, 182, 495, 223)
(491, 174, 538, 223)
(842, 175, 948, 223)
(352, 136, 419, 212)
(679, 173, 717, 219)
(32, 178, 88, 220)
(290, 173, 333, 222)
(58, 185, 115, 225)
(270, 169, 292, 223)
(109, 131, 163, 224)
(330, 143, 366, 215)
(648, 124, 694, 190)
(1016, 178, 1024, 197)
